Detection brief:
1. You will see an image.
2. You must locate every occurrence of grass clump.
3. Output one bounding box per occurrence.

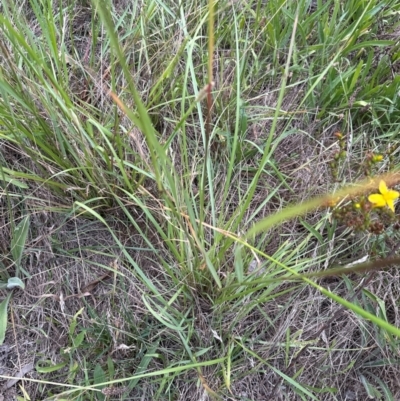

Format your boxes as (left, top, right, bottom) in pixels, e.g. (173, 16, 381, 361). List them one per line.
(1, 0, 400, 400)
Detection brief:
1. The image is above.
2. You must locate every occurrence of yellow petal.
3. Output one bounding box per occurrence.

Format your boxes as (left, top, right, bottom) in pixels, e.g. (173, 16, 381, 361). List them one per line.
(384, 189, 399, 201)
(379, 180, 388, 195)
(387, 199, 396, 212)
(368, 194, 386, 207)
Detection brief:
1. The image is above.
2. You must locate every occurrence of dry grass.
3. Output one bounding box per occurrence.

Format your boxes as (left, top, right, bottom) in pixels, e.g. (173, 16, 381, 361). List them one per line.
(1, 0, 400, 400)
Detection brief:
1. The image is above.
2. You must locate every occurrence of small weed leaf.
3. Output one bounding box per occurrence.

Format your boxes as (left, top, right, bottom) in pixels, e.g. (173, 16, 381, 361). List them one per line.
(69, 307, 84, 337)
(71, 330, 86, 349)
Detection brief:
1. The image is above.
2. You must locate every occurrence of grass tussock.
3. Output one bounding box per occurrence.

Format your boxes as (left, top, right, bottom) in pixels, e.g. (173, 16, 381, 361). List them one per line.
(1, 0, 400, 400)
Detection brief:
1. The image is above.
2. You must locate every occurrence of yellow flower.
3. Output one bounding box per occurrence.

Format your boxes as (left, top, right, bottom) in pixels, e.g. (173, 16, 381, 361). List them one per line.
(372, 154, 383, 162)
(368, 180, 399, 212)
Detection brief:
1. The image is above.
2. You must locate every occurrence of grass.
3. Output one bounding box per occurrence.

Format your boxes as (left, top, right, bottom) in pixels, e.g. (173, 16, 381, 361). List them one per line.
(1, 0, 400, 399)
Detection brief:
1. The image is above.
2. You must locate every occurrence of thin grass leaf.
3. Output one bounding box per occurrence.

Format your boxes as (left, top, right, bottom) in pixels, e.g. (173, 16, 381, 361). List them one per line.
(237, 340, 320, 400)
(126, 341, 160, 392)
(36, 361, 68, 373)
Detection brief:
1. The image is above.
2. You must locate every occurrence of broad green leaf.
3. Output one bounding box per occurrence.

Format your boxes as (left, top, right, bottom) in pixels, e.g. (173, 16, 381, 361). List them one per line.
(11, 215, 30, 278)
(94, 364, 106, 400)
(7, 277, 25, 290)
(107, 357, 114, 380)
(0, 292, 12, 345)
(234, 244, 245, 283)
